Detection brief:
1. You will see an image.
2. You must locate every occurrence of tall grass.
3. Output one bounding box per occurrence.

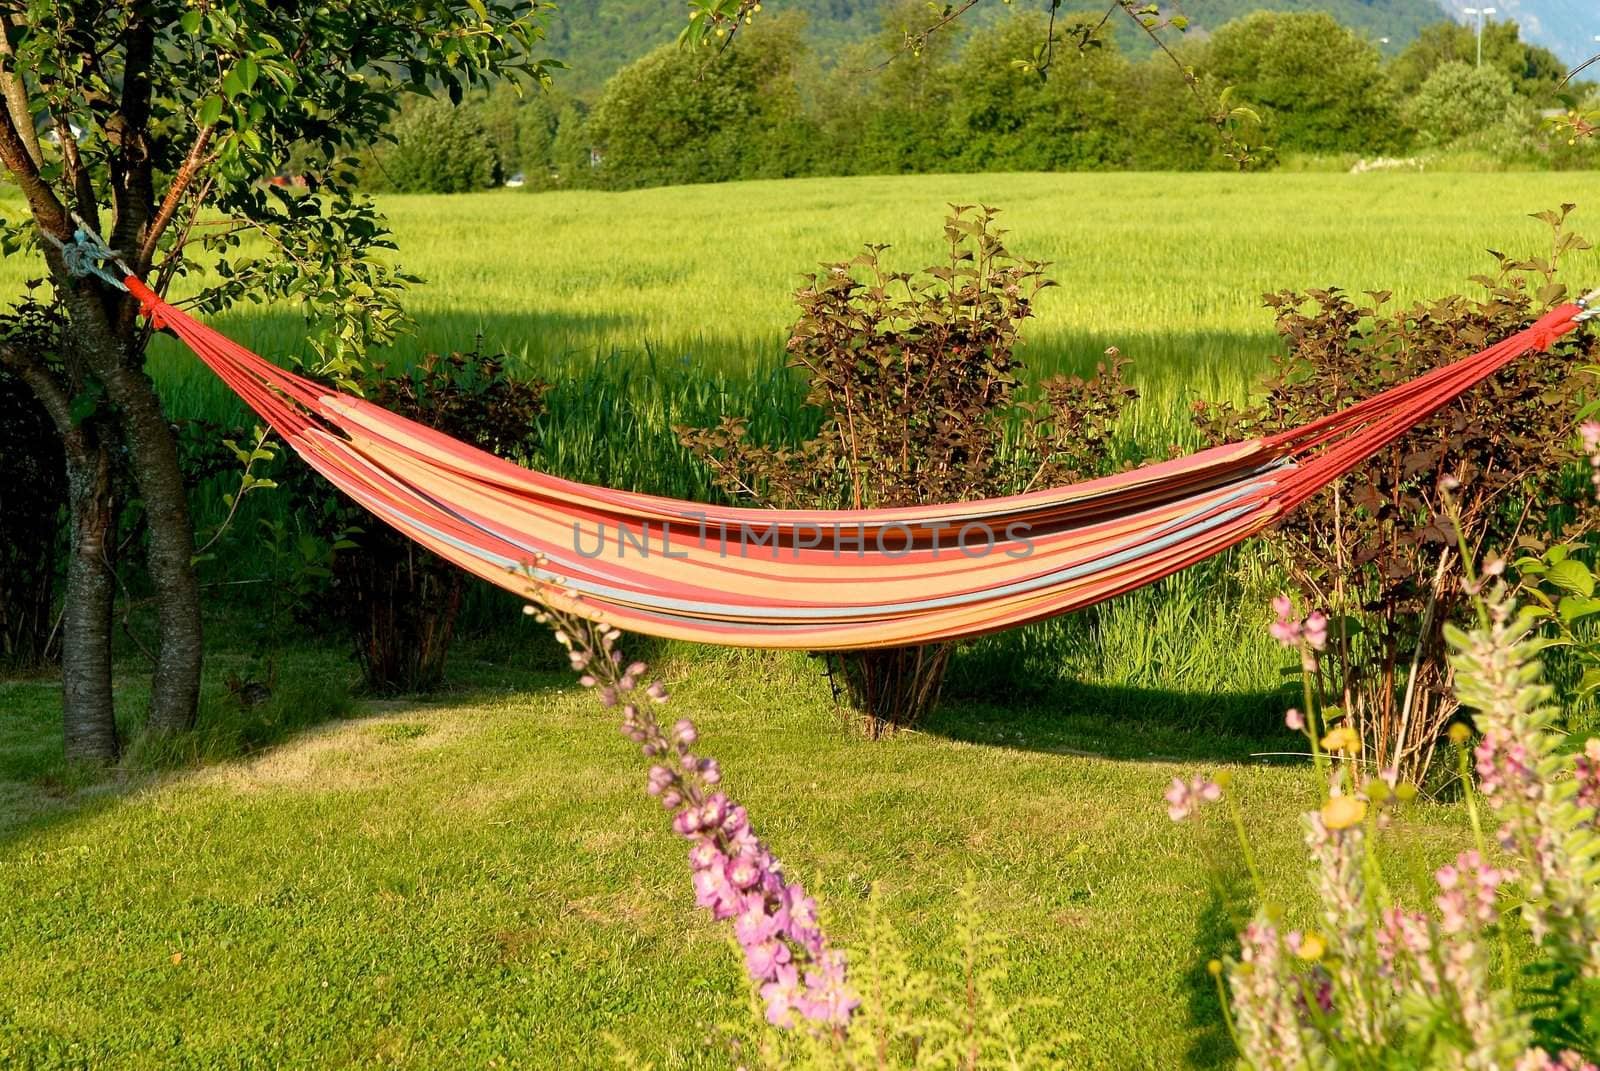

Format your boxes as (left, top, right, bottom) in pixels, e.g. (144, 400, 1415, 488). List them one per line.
(5, 171, 1594, 706)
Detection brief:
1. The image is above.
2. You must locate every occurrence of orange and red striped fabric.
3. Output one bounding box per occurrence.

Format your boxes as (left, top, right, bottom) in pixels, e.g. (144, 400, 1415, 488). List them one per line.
(127, 276, 1584, 649)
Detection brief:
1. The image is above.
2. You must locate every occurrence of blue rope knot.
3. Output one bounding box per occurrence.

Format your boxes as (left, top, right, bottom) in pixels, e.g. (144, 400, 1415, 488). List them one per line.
(44, 218, 132, 292)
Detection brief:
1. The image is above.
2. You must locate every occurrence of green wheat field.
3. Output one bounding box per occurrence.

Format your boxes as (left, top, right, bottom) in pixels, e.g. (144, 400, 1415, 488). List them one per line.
(3, 171, 1597, 1068)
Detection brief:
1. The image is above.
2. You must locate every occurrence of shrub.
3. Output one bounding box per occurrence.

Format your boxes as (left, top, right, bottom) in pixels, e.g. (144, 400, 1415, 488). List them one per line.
(547, 100, 593, 186)
(1205, 12, 1402, 156)
(284, 349, 548, 693)
(677, 207, 1136, 734)
(945, 13, 1130, 172)
(1194, 207, 1599, 780)
(1389, 20, 1568, 110)
(1406, 62, 1525, 149)
(585, 15, 817, 190)
(371, 99, 497, 194)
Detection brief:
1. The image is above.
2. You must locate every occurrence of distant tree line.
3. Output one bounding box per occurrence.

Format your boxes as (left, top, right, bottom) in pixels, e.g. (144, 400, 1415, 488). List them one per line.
(355, 7, 1596, 194)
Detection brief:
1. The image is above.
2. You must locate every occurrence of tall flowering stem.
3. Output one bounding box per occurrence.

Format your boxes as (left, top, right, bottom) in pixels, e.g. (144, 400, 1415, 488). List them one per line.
(1272, 594, 1332, 792)
(1228, 917, 1315, 1069)
(523, 596, 856, 1031)
(1172, 568, 1600, 1067)
(1448, 585, 1600, 978)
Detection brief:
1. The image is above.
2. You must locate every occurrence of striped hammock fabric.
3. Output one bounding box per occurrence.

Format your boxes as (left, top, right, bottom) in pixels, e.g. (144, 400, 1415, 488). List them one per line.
(127, 276, 1587, 650)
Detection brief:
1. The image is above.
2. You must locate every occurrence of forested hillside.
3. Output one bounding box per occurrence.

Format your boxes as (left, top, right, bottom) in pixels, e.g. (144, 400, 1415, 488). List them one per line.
(541, 0, 1452, 96)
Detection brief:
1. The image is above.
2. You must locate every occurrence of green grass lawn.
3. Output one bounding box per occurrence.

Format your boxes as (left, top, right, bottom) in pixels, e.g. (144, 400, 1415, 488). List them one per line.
(0, 643, 1476, 1069)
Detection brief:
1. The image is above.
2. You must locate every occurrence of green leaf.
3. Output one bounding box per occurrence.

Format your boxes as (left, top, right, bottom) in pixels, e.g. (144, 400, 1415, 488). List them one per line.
(1558, 595, 1600, 623)
(179, 10, 202, 33)
(1547, 559, 1595, 598)
(1579, 667, 1600, 697)
(198, 95, 224, 127)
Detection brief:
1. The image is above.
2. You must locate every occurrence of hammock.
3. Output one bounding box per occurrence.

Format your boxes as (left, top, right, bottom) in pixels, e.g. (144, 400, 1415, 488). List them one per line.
(125, 275, 1589, 650)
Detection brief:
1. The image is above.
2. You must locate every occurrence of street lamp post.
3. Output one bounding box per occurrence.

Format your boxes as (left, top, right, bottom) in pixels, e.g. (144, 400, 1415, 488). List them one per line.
(1461, 7, 1496, 68)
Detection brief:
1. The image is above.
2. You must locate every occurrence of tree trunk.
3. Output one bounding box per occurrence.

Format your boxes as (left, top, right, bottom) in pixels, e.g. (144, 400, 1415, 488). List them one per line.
(61, 442, 119, 763)
(60, 287, 203, 736)
(833, 643, 954, 738)
(102, 359, 202, 735)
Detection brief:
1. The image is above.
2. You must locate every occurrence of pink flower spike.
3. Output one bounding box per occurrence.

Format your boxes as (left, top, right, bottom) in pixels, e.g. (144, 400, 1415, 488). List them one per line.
(1164, 775, 1220, 821)
(1581, 420, 1600, 452)
(1165, 776, 1193, 821)
(1285, 707, 1306, 731)
(1303, 611, 1328, 651)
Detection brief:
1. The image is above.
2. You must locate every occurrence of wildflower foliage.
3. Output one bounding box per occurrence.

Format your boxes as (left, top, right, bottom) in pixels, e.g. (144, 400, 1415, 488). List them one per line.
(1171, 579, 1600, 1067)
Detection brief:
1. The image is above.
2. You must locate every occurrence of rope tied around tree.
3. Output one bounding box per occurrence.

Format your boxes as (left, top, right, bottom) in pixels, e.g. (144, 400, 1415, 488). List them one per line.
(42, 215, 132, 294)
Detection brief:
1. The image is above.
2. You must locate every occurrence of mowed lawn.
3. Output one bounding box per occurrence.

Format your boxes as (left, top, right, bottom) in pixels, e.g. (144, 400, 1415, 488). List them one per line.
(1, 647, 1472, 1069)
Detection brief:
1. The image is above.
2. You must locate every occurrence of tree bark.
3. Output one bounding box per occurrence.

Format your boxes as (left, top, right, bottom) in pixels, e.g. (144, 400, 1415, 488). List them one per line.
(0, 340, 121, 761)
(100, 364, 200, 733)
(61, 287, 203, 736)
(111, 362, 202, 735)
(61, 442, 119, 763)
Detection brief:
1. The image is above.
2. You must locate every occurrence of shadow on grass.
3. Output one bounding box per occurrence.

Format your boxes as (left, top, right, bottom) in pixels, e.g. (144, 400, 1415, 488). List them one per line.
(923, 680, 1301, 766)
(1183, 864, 1256, 1069)
(0, 602, 631, 854)
(0, 644, 403, 851)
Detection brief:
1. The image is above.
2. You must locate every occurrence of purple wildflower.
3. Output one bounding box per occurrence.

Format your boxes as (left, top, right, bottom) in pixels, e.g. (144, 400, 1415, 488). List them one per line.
(1518, 1049, 1600, 1071)
(1375, 906, 1439, 996)
(1434, 851, 1513, 936)
(539, 603, 855, 1031)
(1227, 919, 1309, 1065)
(1269, 595, 1302, 647)
(1303, 611, 1329, 652)
(1475, 729, 1539, 802)
(1165, 775, 1222, 821)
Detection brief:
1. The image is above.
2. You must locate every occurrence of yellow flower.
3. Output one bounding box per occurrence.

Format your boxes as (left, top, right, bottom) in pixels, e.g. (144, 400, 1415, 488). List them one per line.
(1321, 795, 1368, 831)
(1295, 933, 1327, 961)
(1448, 723, 1473, 746)
(1321, 727, 1361, 754)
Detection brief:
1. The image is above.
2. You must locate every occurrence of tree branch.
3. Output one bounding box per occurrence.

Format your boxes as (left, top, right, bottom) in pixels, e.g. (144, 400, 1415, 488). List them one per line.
(57, 125, 101, 235)
(137, 123, 215, 274)
(108, 19, 155, 259)
(0, 13, 42, 167)
(0, 93, 69, 238)
(0, 341, 87, 459)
